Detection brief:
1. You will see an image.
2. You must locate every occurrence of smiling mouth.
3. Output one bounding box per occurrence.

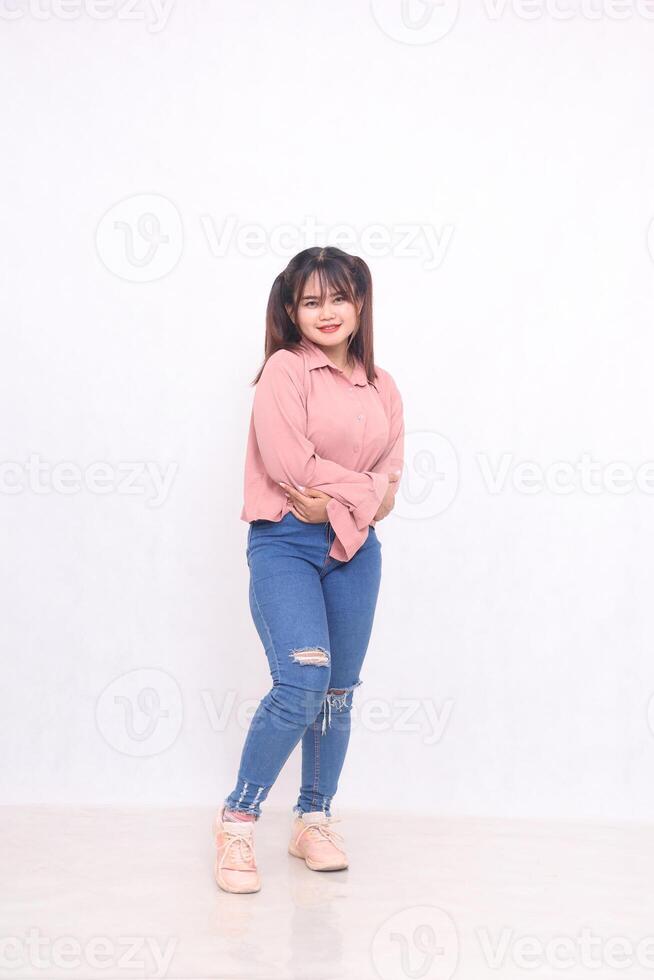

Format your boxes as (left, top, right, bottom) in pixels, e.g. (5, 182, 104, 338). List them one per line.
(318, 324, 341, 331)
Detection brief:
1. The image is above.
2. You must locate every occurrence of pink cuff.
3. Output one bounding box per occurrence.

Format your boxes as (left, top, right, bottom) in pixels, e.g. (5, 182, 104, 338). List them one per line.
(352, 471, 389, 529)
(326, 472, 388, 562)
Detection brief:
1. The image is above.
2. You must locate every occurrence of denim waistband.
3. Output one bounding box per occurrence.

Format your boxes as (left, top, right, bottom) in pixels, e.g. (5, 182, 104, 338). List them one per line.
(248, 510, 376, 562)
(250, 511, 327, 532)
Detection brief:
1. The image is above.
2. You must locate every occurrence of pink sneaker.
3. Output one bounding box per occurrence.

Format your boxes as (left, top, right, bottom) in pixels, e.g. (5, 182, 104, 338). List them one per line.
(288, 811, 348, 871)
(213, 806, 261, 893)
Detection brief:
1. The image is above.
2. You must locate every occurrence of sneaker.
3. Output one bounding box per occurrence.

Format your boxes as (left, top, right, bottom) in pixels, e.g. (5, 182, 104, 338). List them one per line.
(213, 806, 261, 893)
(288, 811, 348, 871)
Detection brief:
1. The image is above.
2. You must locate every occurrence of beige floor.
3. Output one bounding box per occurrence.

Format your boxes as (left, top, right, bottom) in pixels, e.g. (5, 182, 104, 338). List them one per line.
(1, 806, 653, 980)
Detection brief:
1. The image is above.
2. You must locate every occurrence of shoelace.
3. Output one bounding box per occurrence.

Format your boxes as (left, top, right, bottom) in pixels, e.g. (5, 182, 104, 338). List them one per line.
(219, 828, 256, 871)
(296, 817, 345, 851)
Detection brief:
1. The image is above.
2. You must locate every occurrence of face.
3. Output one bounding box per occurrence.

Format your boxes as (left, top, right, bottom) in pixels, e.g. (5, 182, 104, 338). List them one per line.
(286, 271, 362, 356)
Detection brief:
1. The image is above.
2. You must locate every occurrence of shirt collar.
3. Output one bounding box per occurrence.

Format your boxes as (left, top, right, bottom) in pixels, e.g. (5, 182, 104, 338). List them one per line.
(298, 337, 372, 388)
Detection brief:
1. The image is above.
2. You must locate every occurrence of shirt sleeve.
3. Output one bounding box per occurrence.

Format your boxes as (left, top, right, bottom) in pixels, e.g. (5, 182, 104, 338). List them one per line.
(252, 351, 390, 560)
(367, 369, 404, 529)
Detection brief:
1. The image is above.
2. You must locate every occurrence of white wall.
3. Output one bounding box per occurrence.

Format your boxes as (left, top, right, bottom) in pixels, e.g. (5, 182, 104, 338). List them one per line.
(1, 0, 653, 820)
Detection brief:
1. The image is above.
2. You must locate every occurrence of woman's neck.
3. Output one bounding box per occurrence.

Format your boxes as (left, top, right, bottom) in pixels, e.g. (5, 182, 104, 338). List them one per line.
(311, 339, 354, 375)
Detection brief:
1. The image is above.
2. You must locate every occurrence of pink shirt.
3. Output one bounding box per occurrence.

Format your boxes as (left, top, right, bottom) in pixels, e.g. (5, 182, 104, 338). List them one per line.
(240, 336, 404, 562)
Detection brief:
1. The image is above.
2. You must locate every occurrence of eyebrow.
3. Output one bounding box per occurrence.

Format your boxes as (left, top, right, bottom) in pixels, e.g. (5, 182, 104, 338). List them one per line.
(301, 290, 344, 300)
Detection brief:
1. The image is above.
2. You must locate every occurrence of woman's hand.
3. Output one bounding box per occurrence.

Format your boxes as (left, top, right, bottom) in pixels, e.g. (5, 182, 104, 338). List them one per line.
(279, 483, 331, 523)
(280, 470, 401, 524)
(373, 471, 400, 521)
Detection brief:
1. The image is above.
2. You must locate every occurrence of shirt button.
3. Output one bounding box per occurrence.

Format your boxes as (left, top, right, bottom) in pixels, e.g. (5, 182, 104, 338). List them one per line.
(353, 445, 360, 453)
(356, 414, 364, 422)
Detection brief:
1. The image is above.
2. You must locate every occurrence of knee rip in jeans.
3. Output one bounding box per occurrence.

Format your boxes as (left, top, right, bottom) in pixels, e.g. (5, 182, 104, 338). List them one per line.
(321, 679, 363, 735)
(289, 646, 330, 666)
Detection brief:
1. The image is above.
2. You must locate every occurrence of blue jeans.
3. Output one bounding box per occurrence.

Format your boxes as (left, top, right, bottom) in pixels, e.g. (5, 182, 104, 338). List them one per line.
(224, 512, 382, 820)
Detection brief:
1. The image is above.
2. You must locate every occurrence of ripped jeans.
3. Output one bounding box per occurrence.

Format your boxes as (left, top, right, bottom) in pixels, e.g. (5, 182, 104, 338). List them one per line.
(224, 511, 382, 821)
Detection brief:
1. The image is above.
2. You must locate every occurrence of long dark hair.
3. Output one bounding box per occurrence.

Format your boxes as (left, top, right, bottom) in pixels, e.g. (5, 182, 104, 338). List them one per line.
(250, 247, 376, 386)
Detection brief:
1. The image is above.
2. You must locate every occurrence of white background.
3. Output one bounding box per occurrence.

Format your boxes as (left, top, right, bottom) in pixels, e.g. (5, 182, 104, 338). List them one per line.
(2, 0, 653, 820)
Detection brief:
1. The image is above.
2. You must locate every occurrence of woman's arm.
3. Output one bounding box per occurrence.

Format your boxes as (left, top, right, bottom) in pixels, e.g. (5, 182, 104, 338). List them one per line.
(369, 369, 404, 509)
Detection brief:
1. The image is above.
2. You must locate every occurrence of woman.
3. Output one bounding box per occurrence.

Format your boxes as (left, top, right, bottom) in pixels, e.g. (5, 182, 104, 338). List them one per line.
(214, 246, 404, 893)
